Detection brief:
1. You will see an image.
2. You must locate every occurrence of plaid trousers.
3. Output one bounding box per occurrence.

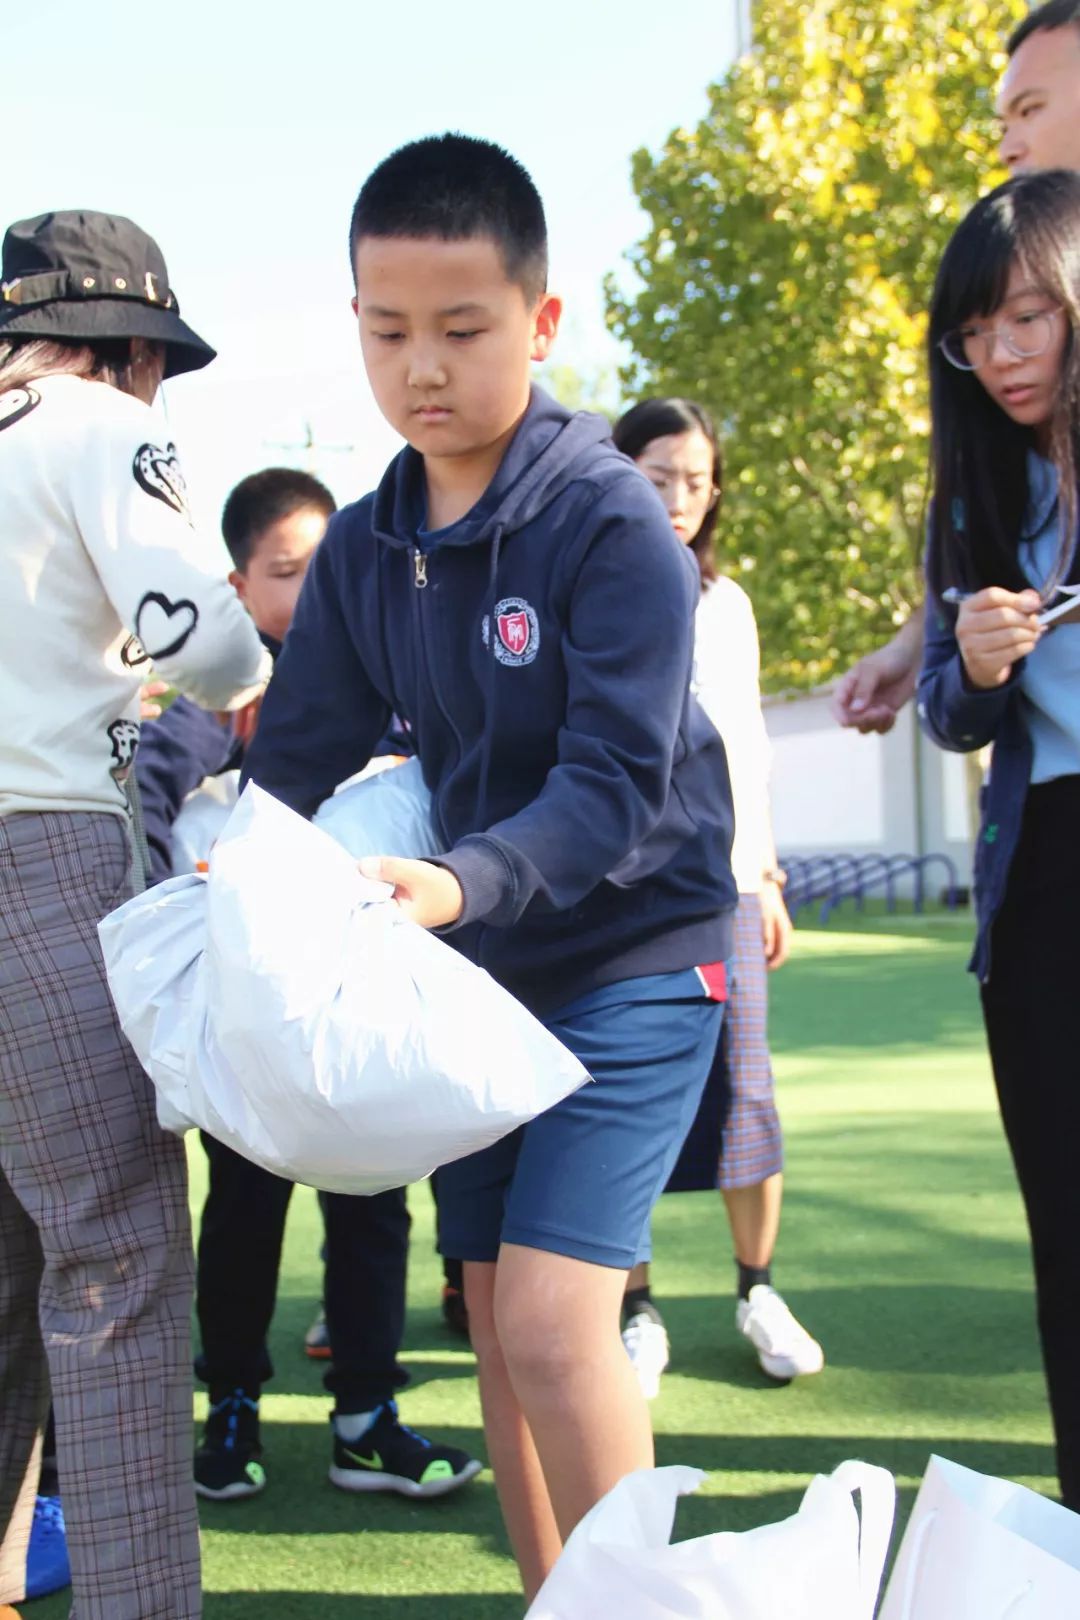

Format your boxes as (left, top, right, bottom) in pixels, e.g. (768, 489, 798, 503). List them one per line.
(0, 811, 201, 1617)
(667, 891, 784, 1194)
(716, 892, 784, 1190)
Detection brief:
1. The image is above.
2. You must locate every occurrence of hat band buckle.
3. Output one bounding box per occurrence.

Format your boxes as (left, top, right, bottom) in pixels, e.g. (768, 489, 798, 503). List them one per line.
(0, 269, 175, 309)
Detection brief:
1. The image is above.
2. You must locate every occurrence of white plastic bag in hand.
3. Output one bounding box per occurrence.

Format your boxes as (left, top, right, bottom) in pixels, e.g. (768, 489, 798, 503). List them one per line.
(878, 1455, 1080, 1620)
(170, 769, 240, 873)
(313, 755, 444, 860)
(525, 1460, 894, 1620)
(100, 783, 587, 1193)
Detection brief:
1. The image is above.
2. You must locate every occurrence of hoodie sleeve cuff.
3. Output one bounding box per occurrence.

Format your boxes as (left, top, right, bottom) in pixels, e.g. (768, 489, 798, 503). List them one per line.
(927, 653, 1017, 746)
(433, 839, 517, 930)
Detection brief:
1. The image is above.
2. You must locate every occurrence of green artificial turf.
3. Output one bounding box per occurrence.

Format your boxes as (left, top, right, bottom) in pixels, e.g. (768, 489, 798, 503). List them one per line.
(31, 913, 1052, 1617)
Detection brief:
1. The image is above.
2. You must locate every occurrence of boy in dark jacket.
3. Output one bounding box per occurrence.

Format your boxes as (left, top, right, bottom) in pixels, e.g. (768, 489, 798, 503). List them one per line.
(136, 467, 480, 1503)
(242, 135, 737, 1600)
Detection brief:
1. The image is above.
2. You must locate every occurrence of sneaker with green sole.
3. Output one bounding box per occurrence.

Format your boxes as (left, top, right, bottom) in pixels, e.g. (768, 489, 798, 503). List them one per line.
(329, 1402, 482, 1499)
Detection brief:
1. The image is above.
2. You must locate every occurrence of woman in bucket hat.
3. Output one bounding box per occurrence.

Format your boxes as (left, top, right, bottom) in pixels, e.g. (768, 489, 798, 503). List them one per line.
(0, 210, 270, 1618)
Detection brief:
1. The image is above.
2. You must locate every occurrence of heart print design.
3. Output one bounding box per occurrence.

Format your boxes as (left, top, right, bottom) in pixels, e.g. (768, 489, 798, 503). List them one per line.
(0, 386, 41, 432)
(133, 441, 192, 522)
(133, 591, 199, 661)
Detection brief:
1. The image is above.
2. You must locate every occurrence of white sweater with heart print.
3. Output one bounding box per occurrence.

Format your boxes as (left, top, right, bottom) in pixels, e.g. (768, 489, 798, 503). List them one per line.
(0, 373, 271, 819)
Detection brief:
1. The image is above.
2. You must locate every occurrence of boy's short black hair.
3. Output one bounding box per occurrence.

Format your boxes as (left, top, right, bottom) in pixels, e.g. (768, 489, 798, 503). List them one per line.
(349, 133, 548, 302)
(1008, 0, 1080, 53)
(222, 467, 336, 573)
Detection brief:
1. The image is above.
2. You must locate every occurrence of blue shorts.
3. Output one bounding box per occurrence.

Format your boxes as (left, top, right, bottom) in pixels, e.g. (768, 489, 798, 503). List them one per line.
(436, 969, 726, 1269)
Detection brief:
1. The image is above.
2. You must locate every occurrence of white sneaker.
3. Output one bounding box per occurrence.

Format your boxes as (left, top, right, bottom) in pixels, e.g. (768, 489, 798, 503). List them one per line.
(622, 1310, 671, 1400)
(736, 1285, 824, 1380)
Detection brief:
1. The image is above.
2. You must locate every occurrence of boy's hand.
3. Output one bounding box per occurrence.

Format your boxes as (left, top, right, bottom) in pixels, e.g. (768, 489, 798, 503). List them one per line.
(956, 587, 1041, 690)
(230, 696, 262, 750)
(359, 857, 464, 930)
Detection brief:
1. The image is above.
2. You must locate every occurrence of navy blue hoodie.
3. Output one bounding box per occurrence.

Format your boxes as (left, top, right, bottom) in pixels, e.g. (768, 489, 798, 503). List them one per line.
(243, 388, 736, 1016)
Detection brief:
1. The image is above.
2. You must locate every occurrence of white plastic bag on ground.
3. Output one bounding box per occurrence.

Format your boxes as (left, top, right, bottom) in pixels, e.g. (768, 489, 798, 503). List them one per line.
(100, 783, 587, 1193)
(878, 1455, 1080, 1619)
(313, 755, 444, 860)
(170, 769, 241, 873)
(525, 1460, 894, 1620)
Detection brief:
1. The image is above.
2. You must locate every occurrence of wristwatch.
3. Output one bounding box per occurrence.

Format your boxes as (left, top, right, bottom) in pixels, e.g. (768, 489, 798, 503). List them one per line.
(761, 867, 788, 889)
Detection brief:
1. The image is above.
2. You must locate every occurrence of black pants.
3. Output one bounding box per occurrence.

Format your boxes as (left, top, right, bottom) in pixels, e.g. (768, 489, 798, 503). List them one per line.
(981, 775, 1080, 1512)
(196, 1134, 410, 1412)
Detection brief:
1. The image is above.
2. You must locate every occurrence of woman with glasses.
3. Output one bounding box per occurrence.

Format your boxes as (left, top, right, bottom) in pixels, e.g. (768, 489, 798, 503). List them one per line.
(919, 168, 1080, 1513)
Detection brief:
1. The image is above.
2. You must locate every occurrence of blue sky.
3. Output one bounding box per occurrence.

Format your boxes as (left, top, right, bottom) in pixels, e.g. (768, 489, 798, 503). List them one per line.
(5, 0, 742, 517)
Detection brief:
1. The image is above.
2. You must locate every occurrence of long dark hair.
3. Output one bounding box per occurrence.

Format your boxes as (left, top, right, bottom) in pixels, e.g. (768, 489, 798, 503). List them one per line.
(612, 398, 722, 585)
(927, 170, 1080, 600)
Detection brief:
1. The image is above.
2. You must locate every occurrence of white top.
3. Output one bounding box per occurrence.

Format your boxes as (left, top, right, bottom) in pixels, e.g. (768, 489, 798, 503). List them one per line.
(0, 374, 271, 819)
(692, 576, 772, 894)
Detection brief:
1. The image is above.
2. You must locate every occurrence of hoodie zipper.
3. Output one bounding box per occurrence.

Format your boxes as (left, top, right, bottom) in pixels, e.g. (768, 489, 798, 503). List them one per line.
(407, 548, 461, 844)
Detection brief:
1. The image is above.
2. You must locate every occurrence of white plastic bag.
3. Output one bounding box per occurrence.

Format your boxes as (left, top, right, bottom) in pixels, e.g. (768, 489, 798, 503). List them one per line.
(878, 1455, 1080, 1619)
(525, 1460, 894, 1620)
(100, 784, 587, 1193)
(170, 769, 241, 874)
(313, 755, 444, 860)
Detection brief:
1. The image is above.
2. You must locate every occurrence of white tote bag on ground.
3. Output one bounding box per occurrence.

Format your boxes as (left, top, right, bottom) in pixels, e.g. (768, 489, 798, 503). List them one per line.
(525, 1460, 895, 1620)
(100, 784, 587, 1193)
(878, 1455, 1080, 1619)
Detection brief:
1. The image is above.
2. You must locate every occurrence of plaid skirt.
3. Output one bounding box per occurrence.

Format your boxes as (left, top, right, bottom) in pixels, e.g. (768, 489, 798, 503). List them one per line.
(0, 810, 201, 1617)
(667, 891, 785, 1192)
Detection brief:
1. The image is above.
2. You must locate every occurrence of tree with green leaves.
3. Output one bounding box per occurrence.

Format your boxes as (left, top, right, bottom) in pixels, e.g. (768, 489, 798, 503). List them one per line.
(606, 0, 1025, 689)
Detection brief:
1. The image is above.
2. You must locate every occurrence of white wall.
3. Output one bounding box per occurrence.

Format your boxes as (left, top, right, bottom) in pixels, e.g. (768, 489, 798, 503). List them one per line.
(763, 687, 975, 892)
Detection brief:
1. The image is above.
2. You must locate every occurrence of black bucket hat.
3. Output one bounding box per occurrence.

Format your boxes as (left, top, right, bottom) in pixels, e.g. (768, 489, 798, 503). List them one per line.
(0, 210, 215, 379)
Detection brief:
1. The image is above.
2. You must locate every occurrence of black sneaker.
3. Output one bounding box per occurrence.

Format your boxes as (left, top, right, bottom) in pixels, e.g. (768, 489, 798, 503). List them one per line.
(329, 1403, 482, 1499)
(194, 1390, 266, 1501)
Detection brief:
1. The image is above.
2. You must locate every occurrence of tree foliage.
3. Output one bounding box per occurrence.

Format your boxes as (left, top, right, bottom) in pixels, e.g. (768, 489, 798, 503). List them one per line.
(606, 0, 1026, 689)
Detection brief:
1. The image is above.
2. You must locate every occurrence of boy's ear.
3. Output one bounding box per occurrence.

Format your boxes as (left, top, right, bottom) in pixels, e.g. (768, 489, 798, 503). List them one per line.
(229, 567, 248, 603)
(530, 293, 562, 363)
(351, 294, 359, 318)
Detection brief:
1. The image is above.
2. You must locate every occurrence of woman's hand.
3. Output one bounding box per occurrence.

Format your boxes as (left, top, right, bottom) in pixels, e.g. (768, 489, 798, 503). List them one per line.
(139, 680, 170, 719)
(760, 881, 793, 970)
(955, 587, 1042, 690)
(359, 856, 464, 930)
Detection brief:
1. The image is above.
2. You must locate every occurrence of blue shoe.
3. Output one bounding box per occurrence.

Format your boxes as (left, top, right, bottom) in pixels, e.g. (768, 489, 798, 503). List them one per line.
(25, 1494, 70, 1601)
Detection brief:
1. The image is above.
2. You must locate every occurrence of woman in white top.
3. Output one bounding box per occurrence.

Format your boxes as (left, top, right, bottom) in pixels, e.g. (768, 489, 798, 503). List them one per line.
(613, 398, 824, 1396)
(0, 210, 270, 1617)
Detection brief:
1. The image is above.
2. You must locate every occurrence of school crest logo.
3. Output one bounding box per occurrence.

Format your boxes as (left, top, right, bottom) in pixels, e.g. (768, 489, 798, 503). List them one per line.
(483, 596, 540, 667)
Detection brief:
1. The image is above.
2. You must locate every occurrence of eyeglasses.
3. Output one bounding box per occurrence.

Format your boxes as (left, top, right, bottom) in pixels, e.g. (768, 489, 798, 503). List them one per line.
(939, 307, 1062, 371)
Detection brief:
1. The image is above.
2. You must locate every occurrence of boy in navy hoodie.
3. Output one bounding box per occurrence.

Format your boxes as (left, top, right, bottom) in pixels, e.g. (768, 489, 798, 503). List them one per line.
(243, 134, 737, 1600)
